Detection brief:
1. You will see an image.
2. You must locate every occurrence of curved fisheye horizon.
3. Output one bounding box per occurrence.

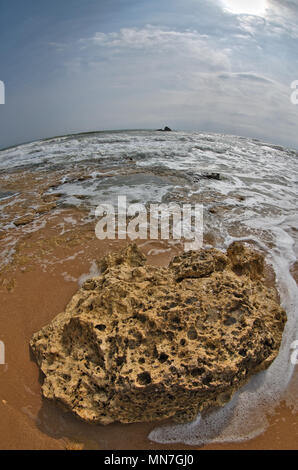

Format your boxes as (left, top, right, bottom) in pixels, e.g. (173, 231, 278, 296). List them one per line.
(1, 126, 298, 154)
(0, 0, 298, 150)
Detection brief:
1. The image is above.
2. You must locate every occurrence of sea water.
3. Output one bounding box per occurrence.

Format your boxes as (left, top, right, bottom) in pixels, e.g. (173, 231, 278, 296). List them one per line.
(0, 130, 297, 444)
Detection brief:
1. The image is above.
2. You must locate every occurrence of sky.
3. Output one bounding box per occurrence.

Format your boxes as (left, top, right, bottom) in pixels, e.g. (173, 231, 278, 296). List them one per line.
(0, 0, 298, 149)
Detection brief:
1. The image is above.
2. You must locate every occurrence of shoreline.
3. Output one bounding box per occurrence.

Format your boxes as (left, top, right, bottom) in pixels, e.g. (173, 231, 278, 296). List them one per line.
(0, 207, 297, 450)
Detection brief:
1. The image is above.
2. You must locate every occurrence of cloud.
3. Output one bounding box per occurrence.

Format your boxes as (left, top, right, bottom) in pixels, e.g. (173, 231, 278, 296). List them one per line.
(218, 72, 275, 84)
(79, 26, 231, 73)
(271, 0, 298, 14)
(58, 23, 298, 148)
(89, 26, 210, 49)
(234, 0, 298, 38)
(1, 1, 298, 149)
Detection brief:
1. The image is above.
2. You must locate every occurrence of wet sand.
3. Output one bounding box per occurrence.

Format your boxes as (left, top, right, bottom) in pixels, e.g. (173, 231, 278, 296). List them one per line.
(0, 207, 297, 450)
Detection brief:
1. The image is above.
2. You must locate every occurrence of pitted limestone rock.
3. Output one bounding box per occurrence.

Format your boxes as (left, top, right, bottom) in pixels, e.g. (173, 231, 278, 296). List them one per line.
(30, 243, 286, 425)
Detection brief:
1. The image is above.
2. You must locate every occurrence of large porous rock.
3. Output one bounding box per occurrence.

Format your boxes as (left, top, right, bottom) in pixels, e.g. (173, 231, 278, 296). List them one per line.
(30, 243, 286, 425)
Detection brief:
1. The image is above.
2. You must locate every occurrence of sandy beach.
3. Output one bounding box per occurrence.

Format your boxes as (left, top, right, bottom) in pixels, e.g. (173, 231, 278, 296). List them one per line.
(0, 130, 297, 450)
(0, 202, 297, 450)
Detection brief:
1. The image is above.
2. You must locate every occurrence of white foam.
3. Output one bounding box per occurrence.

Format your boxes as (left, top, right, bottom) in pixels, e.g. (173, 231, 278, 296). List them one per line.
(78, 260, 101, 287)
(61, 272, 78, 283)
(150, 230, 298, 445)
(0, 130, 297, 444)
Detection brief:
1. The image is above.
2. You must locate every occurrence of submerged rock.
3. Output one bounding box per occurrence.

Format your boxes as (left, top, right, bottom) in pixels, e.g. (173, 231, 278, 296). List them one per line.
(193, 173, 221, 182)
(36, 202, 57, 214)
(202, 172, 221, 180)
(14, 214, 35, 226)
(30, 243, 286, 425)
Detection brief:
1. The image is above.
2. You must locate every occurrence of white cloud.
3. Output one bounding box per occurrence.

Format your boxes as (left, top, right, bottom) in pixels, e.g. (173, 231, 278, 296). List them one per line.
(218, 71, 275, 84)
(1, 1, 298, 150)
(233, 0, 298, 38)
(79, 26, 231, 72)
(57, 23, 298, 148)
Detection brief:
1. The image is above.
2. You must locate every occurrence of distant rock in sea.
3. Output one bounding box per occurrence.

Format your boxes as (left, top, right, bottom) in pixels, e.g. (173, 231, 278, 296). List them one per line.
(30, 243, 286, 425)
(157, 126, 172, 132)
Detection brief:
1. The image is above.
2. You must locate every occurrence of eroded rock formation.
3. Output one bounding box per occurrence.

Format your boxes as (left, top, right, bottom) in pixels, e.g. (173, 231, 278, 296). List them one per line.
(30, 242, 286, 425)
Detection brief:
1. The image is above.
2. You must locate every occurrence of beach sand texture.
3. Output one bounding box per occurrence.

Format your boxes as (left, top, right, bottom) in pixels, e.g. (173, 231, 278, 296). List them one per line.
(0, 131, 297, 449)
